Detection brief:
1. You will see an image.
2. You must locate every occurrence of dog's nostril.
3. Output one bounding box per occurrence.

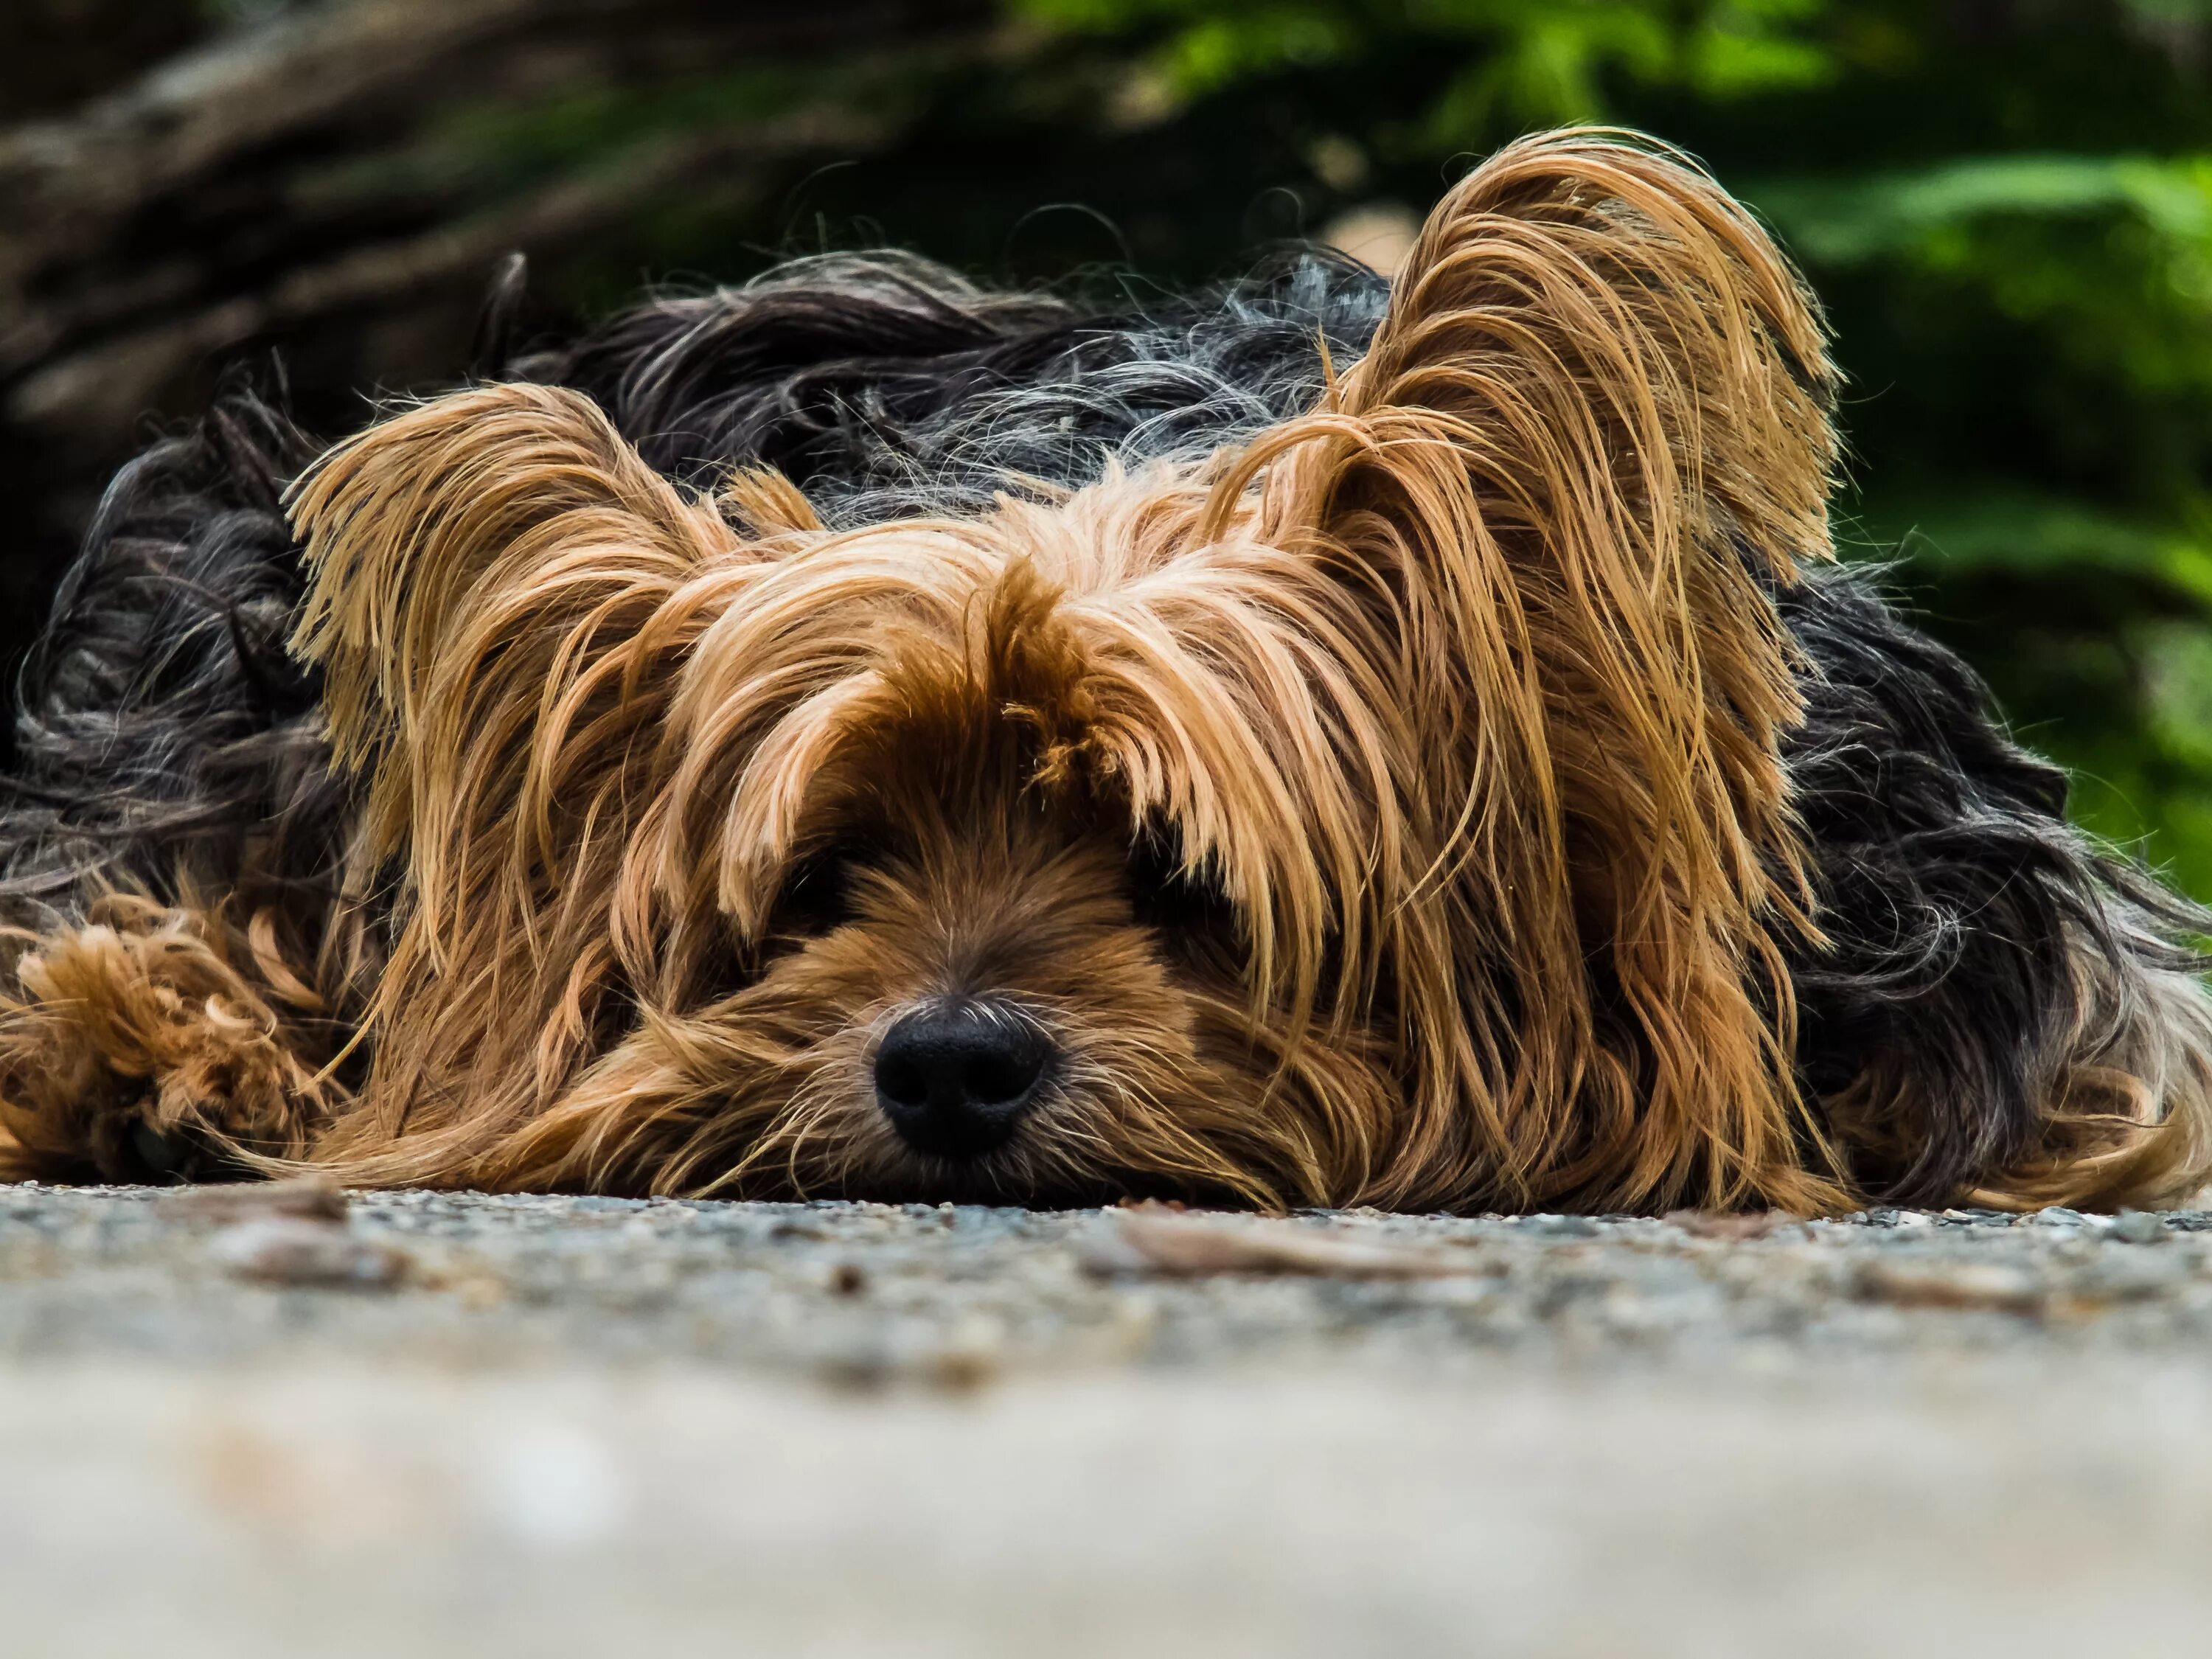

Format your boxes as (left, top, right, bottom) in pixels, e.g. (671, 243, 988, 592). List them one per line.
(874, 1052, 929, 1110)
(873, 1001, 1051, 1160)
(962, 1048, 1036, 1106)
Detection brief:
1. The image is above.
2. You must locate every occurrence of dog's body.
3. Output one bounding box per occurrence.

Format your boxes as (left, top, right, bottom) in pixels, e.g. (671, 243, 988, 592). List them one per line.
(1, 131, 2207, 1213)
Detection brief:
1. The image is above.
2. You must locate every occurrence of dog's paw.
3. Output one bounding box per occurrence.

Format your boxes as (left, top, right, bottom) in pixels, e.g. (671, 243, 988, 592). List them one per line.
(0, 907, 332, 1181)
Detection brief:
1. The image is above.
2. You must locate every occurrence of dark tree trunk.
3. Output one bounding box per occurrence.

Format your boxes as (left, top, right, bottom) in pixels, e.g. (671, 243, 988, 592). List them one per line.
(0, 0, 992, 711)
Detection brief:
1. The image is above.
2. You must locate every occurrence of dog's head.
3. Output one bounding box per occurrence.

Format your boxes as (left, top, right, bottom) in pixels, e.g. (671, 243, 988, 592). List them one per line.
(289, 131, 1846, 1212)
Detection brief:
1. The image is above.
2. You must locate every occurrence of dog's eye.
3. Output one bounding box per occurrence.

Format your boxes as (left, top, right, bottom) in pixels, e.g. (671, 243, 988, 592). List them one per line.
(773, 842, 862, 937)
(1127, 831, 1236, 938)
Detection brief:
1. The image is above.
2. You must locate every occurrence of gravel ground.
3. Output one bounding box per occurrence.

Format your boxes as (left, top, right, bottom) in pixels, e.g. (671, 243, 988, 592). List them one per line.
(7, 1185, 2212, 1655)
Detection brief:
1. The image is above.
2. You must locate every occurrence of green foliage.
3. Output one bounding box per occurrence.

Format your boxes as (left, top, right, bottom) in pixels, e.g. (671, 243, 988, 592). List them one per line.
(1006, 0, 2212, 894)
(1016, 0, 1834, 132)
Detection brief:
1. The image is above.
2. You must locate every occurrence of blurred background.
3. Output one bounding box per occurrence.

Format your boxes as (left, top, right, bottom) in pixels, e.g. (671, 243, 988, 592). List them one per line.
(4, 1, 2212, 886)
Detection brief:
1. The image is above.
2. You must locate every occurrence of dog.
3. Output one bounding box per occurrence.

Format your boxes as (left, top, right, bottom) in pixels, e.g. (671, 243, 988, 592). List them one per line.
(0, 128, 2206, 1214)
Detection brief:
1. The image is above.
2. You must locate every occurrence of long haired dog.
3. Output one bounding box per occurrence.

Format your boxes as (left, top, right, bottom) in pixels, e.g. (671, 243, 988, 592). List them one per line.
(3, 130, 2209, 1213)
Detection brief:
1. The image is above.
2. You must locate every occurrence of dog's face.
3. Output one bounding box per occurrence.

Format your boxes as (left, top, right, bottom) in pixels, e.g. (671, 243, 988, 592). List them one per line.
(553, 481, 1399, 1206)
(678, 703, 1332, 1207)
(292, 134, 1849, 1211)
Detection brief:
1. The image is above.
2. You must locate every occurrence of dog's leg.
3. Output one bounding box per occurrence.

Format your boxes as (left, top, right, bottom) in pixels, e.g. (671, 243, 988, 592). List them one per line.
(0, 897, 344, 1182)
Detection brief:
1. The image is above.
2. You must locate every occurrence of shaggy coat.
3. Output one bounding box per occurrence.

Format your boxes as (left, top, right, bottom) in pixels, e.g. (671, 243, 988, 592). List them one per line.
(1, 129, 2206, 1213)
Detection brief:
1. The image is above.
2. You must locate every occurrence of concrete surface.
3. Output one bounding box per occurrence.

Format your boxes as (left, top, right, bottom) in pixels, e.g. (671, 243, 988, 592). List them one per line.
(5, 1186, 2212, 1655)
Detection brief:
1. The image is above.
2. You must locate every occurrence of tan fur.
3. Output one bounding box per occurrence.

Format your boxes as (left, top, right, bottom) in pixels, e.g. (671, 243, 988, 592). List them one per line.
(1975, 930, 2212, 1209)
(1243, 132, 1843, 1209)
(0, 894, 341, 1178)
(3, 129, 2207, 1211)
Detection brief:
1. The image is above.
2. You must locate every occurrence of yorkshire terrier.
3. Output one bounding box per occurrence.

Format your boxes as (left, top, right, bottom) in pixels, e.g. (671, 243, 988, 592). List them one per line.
(1, 129, 2207, 1214)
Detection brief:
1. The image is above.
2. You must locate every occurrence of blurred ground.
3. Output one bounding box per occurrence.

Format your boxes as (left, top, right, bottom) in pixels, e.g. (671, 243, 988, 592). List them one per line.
(4, 1186, 2212, 1655)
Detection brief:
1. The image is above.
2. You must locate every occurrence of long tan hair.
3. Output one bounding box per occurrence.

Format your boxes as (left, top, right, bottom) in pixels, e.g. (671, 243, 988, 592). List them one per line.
(270, 131, 1844, 1209)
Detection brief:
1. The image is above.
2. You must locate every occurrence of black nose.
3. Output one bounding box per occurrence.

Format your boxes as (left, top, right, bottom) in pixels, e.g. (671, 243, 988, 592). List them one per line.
(873, 1001, 1052, 1160)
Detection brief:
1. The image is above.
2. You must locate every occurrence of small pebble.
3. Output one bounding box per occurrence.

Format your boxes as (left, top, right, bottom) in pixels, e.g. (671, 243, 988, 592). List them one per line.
(163, 1178, 348, 1225)
(209, 1217, 410, 1289)
(1525, 1216, 1601, 1239)
(1854, 1261, 2045, 1316)
(2112, 1210, 2171, 1245)
(1664, 1211, 1806, 1242)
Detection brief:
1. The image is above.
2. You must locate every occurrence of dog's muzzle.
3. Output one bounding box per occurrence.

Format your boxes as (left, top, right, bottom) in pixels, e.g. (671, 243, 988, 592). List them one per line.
(872, 999, 1053, 1160)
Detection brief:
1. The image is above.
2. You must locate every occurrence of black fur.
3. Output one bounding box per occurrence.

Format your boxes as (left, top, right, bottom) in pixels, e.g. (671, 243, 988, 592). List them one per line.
(7, 248, 2204, 1205)
(0, 389, 344, 931)
(518, 248, 1388, 526)
(1779, 563, 2206, 1201)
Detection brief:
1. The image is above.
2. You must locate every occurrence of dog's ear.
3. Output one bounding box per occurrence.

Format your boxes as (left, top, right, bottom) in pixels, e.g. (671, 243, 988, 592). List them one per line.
(290, 383, 729, 829)
(288, 383, 740, 1165)
(1244, 129, 1844, 1209)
